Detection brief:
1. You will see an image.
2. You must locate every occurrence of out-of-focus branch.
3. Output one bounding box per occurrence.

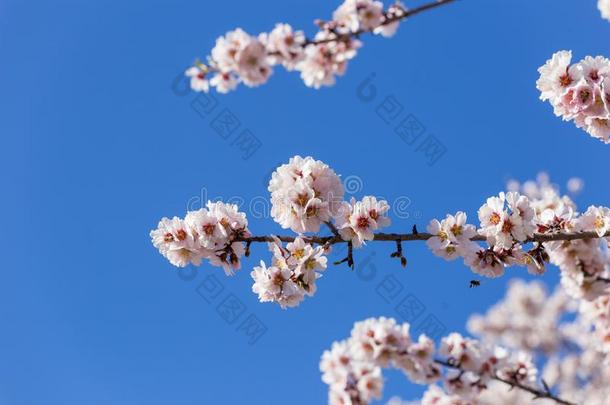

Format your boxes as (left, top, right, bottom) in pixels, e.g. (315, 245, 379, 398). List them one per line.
(435, 359, 577, 405)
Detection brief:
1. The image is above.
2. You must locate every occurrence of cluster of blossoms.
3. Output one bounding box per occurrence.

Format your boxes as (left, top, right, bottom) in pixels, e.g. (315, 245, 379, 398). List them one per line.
(335, 196, 392, 248)
(327, 280, 610, 405)
(152, 157, 609, 312)
(150, 201, 249, 274)
(427, 193, 550, 280)
(268, 155, 344, 233)
(253, 157, 391, 307)
(152, 155, 391, 308)
(536, 51, 610, 143)
(424, 175, 610, 362)
(251, 237, 328, 308)
(502, 177, 610, 357)
(185, 0, 417, 93)
(426, 175, 610, 301)
(508, 175, 610, 302)
(467, 281, 610, 404)
(425, 211, 478, 261)
(268, 157, 394, 245)
(426, 201, 534, 280)
(601, 0, 610, 22)
(320, 317, 540, 405)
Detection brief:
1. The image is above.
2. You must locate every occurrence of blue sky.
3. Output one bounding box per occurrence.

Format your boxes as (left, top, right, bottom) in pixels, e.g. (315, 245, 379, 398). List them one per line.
(1, 0, 609, 404)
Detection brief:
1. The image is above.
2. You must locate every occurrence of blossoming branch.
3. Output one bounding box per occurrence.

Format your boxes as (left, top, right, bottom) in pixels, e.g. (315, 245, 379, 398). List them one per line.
(184, 0, 457, 93)
(151, 155, 610, 311)
(320, 279, 610, 404)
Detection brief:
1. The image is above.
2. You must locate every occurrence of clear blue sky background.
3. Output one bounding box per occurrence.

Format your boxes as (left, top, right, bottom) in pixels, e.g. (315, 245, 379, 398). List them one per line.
(1, 0, 609, 404)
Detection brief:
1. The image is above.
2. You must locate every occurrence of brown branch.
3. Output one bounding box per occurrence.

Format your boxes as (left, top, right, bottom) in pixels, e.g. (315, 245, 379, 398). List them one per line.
(334, 241, 354, 268)
(324, 220, 341, 237)
(235, 230, 610, 279)
(434, 359, 577, 405)
(201, 0, 458, 73)
(390, 240, 407, 267)
(236, 230, 610, 245)
(307, 0, 458, 46)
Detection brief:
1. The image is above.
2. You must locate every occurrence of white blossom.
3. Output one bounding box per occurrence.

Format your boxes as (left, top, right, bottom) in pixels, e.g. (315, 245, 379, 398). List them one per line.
(536, 51, 577, 103)
(333, 0, 385, 33)
(577, 205, 610, 237)
(209, 72, 238, 93)
(185, 65, 209, 92)
(211, 28, 250, 72)
(234, 36, 272, 86)
(374, 2, 406, 37)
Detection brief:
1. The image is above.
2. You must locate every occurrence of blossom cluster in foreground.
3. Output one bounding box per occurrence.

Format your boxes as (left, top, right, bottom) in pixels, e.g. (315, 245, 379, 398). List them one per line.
(150, 201, 250, 274)
(536, 51, 610, 143)
(152, 156, 610, 310)
(322, 280, 610, 404)
(151, 155, 392, 308)
(268, 155, 344, 233)
(251, 237, 328, 309)
(185, 0, 412, 93)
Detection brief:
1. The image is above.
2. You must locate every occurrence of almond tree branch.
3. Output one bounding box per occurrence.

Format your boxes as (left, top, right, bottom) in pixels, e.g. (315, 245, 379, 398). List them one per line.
(235, 230, 610, 282)
(201, 0, 459, 73)
(434, 359, 577, 405)
(236, 230, 610, 245)
(324, 220, 341, 237)
(307, 0, 458, 46)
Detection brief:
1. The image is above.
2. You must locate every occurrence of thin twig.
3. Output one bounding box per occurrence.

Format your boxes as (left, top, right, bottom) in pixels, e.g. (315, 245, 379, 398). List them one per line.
(434, 359, 577, 405)
(334, 241, 355, 269)
(390, 240, 407, 267)
(306, 0, 458, 46)
(324, 221, 341, 237)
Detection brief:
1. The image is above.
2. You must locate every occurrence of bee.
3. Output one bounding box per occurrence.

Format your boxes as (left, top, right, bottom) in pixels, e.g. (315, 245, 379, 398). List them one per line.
(469, 280, 481, 288)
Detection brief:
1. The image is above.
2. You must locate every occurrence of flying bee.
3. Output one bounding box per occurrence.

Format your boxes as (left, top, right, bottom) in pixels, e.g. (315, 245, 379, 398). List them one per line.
(469, 280, 481, 288)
